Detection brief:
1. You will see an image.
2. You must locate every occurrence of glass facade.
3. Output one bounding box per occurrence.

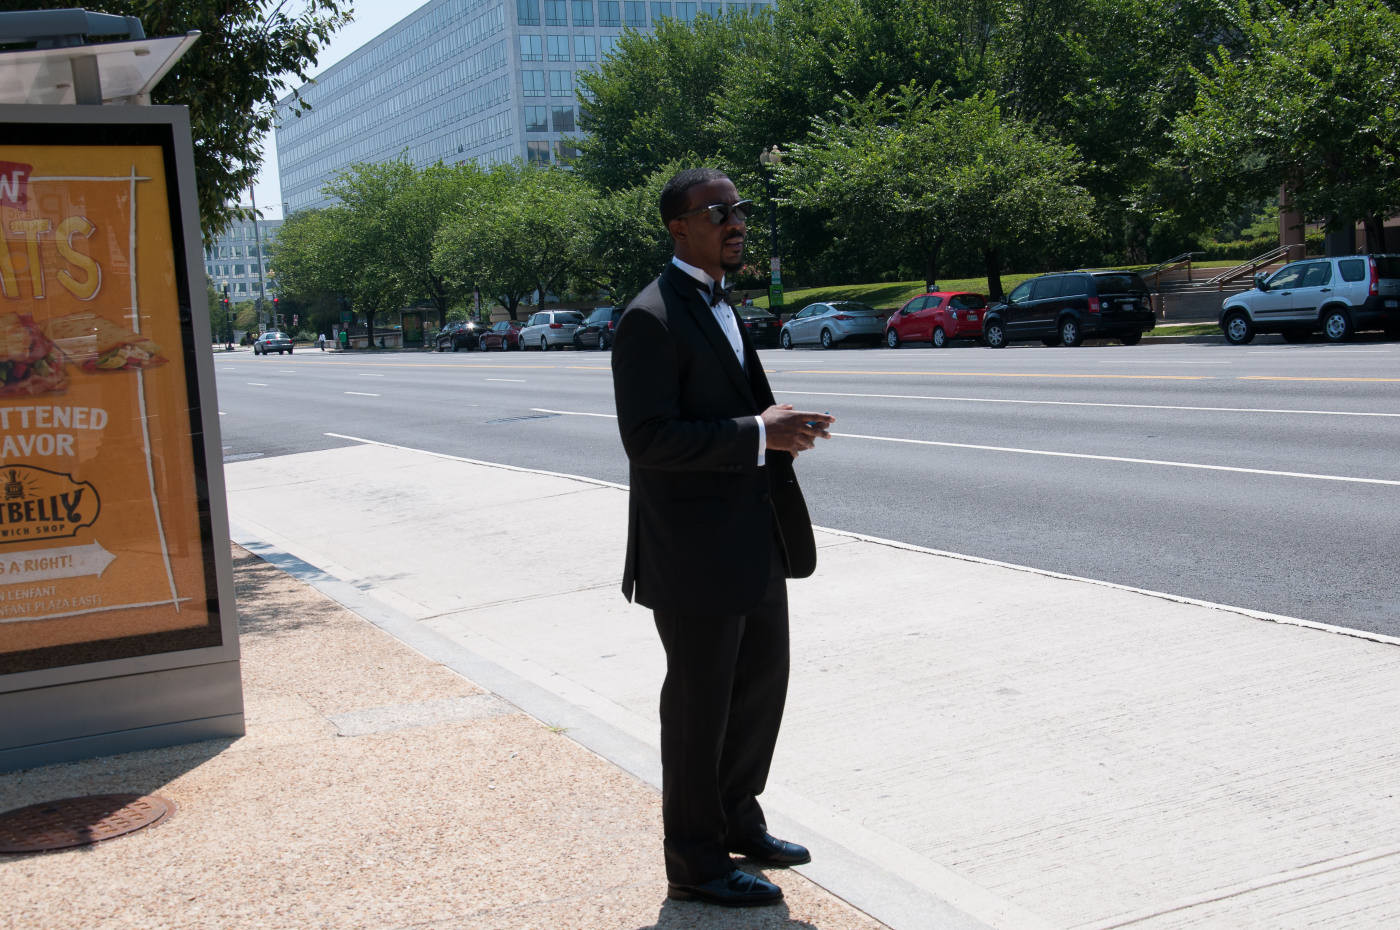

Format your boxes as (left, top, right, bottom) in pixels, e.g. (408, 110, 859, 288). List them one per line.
(275, 0, 775, 213)
(204, 219, 282, 303)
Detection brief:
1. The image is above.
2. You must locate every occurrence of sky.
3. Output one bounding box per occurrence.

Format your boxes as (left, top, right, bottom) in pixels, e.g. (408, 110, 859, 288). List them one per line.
(247, 0, 434, 219)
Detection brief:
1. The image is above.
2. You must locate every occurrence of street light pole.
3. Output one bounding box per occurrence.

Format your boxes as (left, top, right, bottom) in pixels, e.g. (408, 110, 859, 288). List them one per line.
(759, 145, 784, 314)
(249, 182, 269, 330)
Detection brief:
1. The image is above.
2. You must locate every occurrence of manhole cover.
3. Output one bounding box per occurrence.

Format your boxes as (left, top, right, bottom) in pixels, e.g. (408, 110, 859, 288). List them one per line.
(0, 794, 172, 853)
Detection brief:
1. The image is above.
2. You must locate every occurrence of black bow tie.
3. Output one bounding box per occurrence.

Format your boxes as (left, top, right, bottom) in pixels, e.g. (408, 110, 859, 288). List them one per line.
(706, 281, 732, 307)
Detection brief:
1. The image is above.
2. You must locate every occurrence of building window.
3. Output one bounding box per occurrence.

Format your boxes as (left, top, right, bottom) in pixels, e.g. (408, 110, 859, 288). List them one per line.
(702, 0, 721, 16)
(517, 0, 540, 24)
(551, 106, 576, 132)
(599, 34, 621, 57)
(573, 35, 597, 61)
(625, 0, 648, 25)
(599, 0, 620, 25)
(675, 2, 696, 22)
(555, 142, 582, 164)
(549, 70, 573, 96)
(651, 1, 672, 19)
(572, 0, 593, 24)
(548, 35, 571, 60)
(522, 70, 546, 96)
(525, 106, 549, 131)
(526, 141, 552, 165)
(520, 35, 543, 60)
(545, 0, 568, 23)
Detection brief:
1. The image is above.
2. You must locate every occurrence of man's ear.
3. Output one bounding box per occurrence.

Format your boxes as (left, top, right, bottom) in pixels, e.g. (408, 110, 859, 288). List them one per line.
(666, 218, 687, 244)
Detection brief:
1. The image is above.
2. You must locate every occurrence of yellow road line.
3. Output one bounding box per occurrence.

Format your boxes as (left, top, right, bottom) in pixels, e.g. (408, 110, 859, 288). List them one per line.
(1239, 376, 1400, 383)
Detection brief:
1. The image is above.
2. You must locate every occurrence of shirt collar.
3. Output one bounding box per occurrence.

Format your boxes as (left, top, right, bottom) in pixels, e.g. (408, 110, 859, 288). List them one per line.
(671, 256, 725, 294)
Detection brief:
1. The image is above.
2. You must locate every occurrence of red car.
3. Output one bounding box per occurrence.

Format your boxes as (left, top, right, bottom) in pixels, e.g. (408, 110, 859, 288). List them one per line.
(478, 319, 524, 351)
(884, 291, 988, 348)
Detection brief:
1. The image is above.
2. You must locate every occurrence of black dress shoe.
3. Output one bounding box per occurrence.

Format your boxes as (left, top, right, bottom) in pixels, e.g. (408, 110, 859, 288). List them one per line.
(730, 831, 811, 866)
(667, 868, 783, 907)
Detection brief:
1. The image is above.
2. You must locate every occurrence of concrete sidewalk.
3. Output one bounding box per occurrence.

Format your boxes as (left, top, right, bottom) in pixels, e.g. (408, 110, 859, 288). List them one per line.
(6, 438, 1400, 928)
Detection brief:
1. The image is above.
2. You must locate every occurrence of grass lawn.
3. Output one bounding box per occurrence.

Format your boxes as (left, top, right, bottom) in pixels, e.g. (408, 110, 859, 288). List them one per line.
(1152, 322, 1221, 336)
(747, 258, 1255, 313)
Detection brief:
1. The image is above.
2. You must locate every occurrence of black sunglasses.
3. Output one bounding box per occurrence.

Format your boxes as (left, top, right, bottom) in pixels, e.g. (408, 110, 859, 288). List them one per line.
(675, 199, 754, 225)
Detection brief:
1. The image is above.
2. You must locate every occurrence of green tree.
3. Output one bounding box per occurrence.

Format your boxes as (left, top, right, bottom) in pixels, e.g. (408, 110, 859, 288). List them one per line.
(575, 14, 765, 193)
(270, 160, 487, 344)
(432, 166, 593, 322)
(573, 162, 693, 306)
(326, 158, 481, 328)
(780, 89, 1094, 295)
(21, 0, 350, 238)
(1172, 0, 1400, 250)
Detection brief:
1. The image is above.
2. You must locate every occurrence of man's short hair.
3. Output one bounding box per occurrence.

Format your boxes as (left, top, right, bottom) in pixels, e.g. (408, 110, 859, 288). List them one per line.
(659, 167, 729, 226)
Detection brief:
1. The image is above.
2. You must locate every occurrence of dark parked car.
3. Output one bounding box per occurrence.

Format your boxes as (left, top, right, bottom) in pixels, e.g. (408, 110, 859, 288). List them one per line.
(574, 307, 623, 349)
(435, 320, 488, 351)
(736, 305, 781, 348)
(253, 331, 293, 355)
(982, 270, 1155, 348)
(479, 319, 524, 351)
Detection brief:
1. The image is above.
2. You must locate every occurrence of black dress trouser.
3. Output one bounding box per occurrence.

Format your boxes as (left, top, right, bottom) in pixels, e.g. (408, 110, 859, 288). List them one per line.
(651, 537, 790, 884)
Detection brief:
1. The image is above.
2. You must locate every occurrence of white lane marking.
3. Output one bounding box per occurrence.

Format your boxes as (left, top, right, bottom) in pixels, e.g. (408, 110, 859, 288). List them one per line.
(833, 431, 1400, 486)
(531, 407, 613, 417)
(278, 369, 295, 373)
(219, 411, 226, 416)
(487, 378, 526, 382)
(319, 431, 1400, 648)
(533, 407, 1400, 486)
(344, 391, 380, 397)
(358, 373, 384, 377)
(773, 389, 1400, 419)
(247, 382, 268, 387)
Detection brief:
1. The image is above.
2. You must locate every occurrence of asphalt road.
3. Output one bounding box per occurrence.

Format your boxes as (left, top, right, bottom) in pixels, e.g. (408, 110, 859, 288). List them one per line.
(214, 338, 1400, 637)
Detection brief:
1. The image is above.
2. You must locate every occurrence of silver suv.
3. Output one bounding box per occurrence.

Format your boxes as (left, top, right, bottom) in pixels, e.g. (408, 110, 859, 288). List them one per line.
(1220, 254, 1400, 344)
(519, 310, 585, 350)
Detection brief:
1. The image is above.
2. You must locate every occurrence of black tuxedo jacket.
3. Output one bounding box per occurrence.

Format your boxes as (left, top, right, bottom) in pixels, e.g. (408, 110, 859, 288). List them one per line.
(611, 262, 816, 615)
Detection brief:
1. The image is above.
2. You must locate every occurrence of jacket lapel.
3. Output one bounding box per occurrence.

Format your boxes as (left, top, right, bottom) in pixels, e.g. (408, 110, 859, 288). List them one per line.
(661, 264, 757, 408)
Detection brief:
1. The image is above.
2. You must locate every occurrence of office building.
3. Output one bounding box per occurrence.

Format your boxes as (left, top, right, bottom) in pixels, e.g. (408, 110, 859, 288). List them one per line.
(204, 218, 281, 303)
(275, 0, 773, 214)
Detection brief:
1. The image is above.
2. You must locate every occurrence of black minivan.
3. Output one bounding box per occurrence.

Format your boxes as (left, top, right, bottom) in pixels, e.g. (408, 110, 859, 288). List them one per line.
(982, 270, 1155, 347)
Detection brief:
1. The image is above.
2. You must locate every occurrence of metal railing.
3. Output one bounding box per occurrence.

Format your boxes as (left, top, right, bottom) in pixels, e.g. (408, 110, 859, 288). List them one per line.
(1142, 251, 1204, 289)
(1204, 243, 1303, 288)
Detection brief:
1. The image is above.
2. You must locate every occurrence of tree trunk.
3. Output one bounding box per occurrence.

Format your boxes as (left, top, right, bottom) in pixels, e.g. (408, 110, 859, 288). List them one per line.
(923, 241, 943, 292)
(983, 246, 1004, 300)
(366, 310, 377, 348)
(1364, 214, 1387, 253)
(505, 297, 519, 321)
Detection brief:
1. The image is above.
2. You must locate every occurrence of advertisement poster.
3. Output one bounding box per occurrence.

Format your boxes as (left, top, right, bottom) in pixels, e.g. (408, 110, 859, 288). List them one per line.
(0, 128, 220, 676)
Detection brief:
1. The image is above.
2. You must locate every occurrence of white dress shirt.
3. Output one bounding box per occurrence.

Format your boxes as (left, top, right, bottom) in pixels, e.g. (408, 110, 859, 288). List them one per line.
(671, 257, 766, 465)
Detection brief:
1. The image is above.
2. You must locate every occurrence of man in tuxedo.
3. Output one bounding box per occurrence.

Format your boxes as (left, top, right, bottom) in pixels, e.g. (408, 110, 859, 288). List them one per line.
(611, 167, 835, 908)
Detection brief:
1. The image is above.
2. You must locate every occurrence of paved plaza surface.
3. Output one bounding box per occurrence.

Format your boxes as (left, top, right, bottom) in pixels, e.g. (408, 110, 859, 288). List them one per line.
(1, 545, 883, 930)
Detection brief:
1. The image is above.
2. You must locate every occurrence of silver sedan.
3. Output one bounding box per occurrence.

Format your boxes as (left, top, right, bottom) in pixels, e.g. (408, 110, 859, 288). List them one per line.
(779, 302, 885, 349)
